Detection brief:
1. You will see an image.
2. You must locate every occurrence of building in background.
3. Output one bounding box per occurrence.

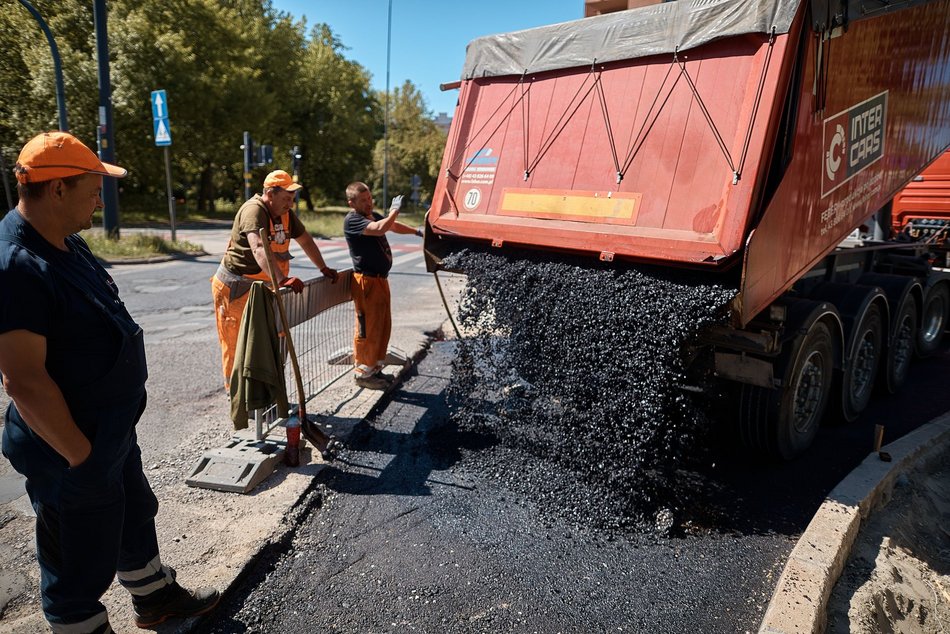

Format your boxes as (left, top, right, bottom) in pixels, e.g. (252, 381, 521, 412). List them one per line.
(584, 0, 669, 16)
(433, 112, 452, 134)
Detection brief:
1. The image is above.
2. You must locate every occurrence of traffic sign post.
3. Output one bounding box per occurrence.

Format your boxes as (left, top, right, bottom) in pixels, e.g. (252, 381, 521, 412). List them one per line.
(150, 89, 176, 241)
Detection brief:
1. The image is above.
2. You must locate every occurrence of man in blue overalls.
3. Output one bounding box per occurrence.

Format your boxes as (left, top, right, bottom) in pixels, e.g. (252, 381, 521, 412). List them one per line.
(0, 132, 219, 633)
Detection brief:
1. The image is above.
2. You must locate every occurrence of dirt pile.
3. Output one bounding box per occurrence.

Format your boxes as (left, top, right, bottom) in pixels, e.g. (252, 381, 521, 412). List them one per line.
(828, 452, 950, 634)
(444, 249, 736, 534)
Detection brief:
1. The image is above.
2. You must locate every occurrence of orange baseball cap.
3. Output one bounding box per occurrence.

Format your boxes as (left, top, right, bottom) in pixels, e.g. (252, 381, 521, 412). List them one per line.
(263, 169, 302, 192)
(15, 131, 127, 184)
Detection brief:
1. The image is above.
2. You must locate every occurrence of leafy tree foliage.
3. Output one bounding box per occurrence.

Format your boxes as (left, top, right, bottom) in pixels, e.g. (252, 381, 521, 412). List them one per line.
(0, 1, 441, 215)
(284, 24, 379, 208)
(372, 81, 447, 208)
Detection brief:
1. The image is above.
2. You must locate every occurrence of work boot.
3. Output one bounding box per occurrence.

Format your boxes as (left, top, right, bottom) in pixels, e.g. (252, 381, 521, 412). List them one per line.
(355, 374, 390, 390)
(132, 580, 220, 628)
(375, 371, 397, 384)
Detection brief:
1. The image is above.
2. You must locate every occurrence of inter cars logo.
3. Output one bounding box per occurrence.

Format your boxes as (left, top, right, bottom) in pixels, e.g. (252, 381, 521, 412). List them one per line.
(821, 91, 888, 198)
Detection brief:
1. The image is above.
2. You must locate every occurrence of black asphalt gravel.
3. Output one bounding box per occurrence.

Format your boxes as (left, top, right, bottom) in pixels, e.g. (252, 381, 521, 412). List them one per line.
(445, 250, 738, 533)
(200, 342, 789, 634)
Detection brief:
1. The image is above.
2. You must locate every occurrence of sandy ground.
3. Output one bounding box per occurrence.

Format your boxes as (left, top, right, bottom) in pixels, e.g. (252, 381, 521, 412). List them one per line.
(828, 448, 950, 634)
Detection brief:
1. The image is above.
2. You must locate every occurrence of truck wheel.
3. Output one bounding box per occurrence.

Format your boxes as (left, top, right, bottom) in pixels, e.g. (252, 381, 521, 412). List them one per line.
(737, 321, 834, 459)
(881, 297, 917, 393)
(917, 283, 949, 357)
(777, 321, 834, 458)
(838, 304, 884, 422)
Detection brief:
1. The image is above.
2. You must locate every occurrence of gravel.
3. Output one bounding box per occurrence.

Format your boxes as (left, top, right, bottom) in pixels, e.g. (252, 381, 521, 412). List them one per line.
(443, 249, 737, 535)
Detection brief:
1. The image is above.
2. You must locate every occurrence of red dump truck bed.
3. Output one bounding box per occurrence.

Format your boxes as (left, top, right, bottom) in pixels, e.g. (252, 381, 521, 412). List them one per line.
(428, 0, 950, 326)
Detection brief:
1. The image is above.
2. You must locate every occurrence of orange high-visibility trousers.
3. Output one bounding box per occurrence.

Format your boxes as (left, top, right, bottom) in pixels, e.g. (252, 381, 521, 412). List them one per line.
(351, 274, 392, 376)
(211, 276, 251, 389)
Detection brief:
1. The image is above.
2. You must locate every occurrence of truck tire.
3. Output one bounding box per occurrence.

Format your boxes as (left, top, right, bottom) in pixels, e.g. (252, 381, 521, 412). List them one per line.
(881, 297, 917, 393)
(836, 303, 884, 422)
(917, 283, 949, 357)
(737, 320, 834, 460)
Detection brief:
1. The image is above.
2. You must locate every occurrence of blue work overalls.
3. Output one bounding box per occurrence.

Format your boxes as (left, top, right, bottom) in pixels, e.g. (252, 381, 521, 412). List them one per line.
(1, 230, 171, 633)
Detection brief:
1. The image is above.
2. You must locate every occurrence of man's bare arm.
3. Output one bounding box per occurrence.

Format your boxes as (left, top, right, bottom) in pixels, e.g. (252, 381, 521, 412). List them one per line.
(390, 221, 421, 235)
(0, 330, 91, 466)
(361, 210, 401, 237)
(246, 230, 283, 280)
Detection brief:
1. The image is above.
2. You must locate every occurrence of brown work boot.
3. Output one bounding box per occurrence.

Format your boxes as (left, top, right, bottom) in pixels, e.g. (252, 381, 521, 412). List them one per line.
(132, 580, 220, 628)
(355, 374, 390, 390)
(375, 371, 397, 384)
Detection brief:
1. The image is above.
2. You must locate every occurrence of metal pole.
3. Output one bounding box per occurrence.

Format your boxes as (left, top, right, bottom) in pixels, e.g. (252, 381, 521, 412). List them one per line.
(93, 0, 120, 238)
(243, 131, 252, 201)
(292, 145, 301, 214)
(16, 0, 68, 131)
(0, 150, 13, 210)
(383, 0, 392, 209)
(163, 146, 176, 242)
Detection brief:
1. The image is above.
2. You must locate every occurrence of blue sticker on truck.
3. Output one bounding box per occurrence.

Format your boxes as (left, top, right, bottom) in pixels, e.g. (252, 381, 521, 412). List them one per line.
(821, 91, 888, 198)
(460, 148, 499, 186)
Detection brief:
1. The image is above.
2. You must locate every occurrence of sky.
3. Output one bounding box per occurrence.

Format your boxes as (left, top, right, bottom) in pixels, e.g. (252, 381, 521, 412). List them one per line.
(269, 0, 582, 116)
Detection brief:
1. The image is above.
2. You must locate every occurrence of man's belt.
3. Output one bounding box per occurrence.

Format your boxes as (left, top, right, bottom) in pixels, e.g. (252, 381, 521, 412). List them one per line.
(355, 271, 388, 279)
(215, 263, 254, 301)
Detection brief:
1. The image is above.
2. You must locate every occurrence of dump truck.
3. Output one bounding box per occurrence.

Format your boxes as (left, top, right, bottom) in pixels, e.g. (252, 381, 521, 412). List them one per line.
(891, 149, 950, 264)
(424, 0, 950, 458)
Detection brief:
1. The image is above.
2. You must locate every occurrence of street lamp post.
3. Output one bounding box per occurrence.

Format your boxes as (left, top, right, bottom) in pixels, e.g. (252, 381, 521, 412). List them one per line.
(16, 0, 68, 131)
(93, 0, 121, 238)
(383, 0, 392, 209)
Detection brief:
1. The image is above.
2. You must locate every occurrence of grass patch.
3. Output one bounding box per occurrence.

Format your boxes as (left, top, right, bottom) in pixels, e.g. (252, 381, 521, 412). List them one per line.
(81, 230, 204, 260)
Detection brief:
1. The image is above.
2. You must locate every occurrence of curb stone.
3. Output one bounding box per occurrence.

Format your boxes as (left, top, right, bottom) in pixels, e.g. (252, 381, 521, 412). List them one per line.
(758, 411, 950, 634)
(96, 250, 208, 266)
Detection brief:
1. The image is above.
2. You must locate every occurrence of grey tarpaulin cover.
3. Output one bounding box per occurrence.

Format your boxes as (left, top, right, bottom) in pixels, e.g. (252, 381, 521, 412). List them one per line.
(461, 0, 803, 79)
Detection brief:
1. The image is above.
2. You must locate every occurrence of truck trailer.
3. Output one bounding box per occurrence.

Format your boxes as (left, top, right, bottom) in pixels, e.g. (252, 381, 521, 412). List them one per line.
(424, 0, 950, 458)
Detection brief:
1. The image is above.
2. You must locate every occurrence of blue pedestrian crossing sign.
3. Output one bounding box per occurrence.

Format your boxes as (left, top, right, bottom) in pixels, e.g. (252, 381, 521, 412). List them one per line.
(150, 90, 172, 147)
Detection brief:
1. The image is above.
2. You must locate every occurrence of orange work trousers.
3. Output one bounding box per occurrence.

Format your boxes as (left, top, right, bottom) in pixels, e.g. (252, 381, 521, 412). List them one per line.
(211, 276, 251, 389)
(351, 274, 392, 376)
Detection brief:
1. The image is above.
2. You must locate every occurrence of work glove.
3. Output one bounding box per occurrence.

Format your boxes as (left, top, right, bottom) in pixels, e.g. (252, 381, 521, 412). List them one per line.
(280, 276, 304, 294)
(389, 194, 404, 214)
(320, 266, 339, 283)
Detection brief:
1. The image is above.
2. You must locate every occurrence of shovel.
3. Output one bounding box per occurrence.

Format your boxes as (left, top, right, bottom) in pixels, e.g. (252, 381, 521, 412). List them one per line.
(259, 226, 339, 464)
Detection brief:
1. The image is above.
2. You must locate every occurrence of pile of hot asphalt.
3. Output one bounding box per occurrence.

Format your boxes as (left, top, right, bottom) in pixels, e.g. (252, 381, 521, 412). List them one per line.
(443, 249, 738, 535)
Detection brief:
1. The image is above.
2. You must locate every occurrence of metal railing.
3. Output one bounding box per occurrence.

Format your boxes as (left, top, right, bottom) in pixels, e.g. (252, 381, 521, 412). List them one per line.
(252, 271, 355, 439)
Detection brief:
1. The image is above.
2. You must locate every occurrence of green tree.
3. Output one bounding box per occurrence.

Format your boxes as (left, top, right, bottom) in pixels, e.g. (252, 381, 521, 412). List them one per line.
(372, 80, 446, 208)
(109, 0, 299, 210)
(0, 1, 388, 217)
(285, 24, 379, 208)
(0, 0, 100, 154)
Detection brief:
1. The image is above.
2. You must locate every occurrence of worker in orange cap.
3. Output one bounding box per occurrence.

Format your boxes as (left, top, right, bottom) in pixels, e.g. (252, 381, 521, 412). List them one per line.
(212, 169, 338, 389)
(0, 131, 219, 633)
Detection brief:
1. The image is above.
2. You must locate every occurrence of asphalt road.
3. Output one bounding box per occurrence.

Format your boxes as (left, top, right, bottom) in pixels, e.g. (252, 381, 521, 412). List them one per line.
(199, 340, 950, 633)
